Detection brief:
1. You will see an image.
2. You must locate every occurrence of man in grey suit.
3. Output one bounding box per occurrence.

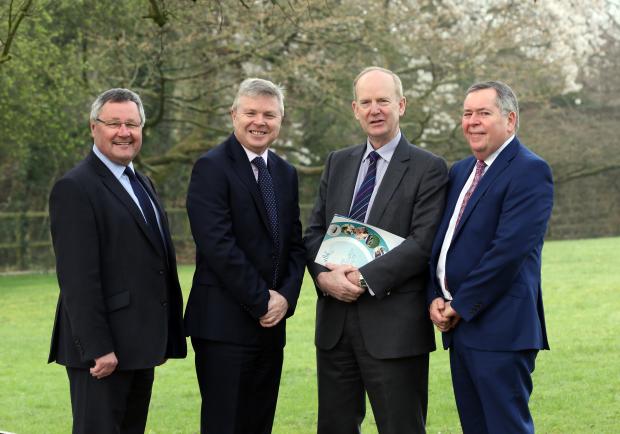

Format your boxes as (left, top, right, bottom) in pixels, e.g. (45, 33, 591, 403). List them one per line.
(304, 67, 448, 434)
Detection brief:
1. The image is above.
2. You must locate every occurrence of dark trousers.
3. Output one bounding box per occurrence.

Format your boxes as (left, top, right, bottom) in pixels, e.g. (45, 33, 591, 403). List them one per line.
(450, 337, 538, 434)
(66, 367, 154, 434)
(191, 337, 283, 434)
(317, 305, 429, 434)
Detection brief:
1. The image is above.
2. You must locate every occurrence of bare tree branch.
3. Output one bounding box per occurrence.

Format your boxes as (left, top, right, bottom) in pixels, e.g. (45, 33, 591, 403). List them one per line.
(0, 0, 34, 65)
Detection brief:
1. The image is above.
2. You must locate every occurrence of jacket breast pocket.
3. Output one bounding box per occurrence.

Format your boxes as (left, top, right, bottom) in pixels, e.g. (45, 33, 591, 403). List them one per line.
(105, 291, 130, 312)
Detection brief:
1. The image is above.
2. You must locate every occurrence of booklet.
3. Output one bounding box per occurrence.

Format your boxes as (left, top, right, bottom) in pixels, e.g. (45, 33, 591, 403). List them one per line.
(314, 214, 405, 268)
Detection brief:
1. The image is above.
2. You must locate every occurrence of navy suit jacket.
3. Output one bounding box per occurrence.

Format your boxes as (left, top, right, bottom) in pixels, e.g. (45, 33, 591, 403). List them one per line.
(428, 137, 553, 351)
(184, 134, 305, 348)
(49, 152, 187, 369)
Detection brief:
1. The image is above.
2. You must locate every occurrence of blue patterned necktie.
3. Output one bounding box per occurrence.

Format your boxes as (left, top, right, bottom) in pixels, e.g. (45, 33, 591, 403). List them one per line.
(349, 151, 379, 222)
(124, 167, 164, 248)
(252, 156, 280, 286)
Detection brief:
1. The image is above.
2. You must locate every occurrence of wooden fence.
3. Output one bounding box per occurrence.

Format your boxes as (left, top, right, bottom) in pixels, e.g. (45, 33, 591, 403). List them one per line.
(0, 205, 314, 272)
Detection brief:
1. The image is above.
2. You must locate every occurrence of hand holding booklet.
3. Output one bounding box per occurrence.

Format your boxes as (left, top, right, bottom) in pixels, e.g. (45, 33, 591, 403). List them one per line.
(314, 214, 405, 268)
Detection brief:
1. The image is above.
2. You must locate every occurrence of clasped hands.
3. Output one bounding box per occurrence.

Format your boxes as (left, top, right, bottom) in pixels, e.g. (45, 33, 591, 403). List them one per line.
(316, 263, 365, 303)
(429, 297, 461, 332)
(260, 289, 289, 328)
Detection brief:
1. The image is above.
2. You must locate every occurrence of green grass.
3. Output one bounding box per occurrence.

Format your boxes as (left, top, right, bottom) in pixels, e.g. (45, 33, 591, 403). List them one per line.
(1, 237, 618, 433)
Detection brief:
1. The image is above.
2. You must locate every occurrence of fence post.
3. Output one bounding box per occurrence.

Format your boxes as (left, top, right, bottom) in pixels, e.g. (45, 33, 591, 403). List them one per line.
(16, 211, 28, 270)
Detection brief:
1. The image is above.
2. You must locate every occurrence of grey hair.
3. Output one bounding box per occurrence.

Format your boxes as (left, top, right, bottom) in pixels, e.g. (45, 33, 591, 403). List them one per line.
(466, 81, 519, 131)
(231, 78, 285, 116)
(90, 88, 146, 127)
(353, 66, 404, 100)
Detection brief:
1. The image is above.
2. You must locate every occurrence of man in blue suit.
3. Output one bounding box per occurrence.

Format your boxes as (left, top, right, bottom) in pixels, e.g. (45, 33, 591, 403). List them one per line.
(428, 81, 554, 434)
(184, 78, 305, 433)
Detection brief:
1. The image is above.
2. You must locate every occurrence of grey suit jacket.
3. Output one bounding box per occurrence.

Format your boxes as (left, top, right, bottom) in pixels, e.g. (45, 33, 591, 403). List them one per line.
(304, 135, 448, 358)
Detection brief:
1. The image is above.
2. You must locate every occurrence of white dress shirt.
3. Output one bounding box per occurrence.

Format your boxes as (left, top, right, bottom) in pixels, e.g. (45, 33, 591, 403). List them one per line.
(436, 134, 515, 299)
(92, 144, 163, 231)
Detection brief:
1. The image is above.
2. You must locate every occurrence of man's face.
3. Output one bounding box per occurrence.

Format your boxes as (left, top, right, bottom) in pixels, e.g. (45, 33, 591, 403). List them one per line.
(352, 70, 406, 148)
(91, 101, 143, 166)
(462, 88, 516, 160)
(231, 95, 282, 155)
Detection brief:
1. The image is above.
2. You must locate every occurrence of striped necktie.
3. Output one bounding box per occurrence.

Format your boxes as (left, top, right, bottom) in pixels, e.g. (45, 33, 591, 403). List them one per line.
(349, 151, 379, 222)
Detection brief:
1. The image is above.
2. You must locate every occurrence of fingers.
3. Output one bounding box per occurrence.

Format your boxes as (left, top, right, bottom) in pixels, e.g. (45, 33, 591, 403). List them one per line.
(89, 352, 118, 379)
(429, 298, 460, 332)
(325, 263, 357, 273)
(260, 291, 288, 328)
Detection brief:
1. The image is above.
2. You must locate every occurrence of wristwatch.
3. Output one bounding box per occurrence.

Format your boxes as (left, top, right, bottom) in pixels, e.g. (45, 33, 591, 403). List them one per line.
(358, 274, 369, 291)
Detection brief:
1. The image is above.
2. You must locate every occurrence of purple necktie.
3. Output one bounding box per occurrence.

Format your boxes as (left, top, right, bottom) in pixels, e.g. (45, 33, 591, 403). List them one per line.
(455, 159, 486, 229)
(349, 151, 379, 222)
(445, 159, 486, 292)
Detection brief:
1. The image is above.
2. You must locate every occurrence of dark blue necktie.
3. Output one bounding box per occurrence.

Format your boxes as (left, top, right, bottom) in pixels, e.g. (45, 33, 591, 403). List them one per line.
(349, 151, 379, 222)
(252, 157, 280, 287)
(124, 167, 163, 244)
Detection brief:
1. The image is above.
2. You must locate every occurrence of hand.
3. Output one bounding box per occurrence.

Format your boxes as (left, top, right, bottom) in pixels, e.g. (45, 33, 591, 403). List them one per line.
(345, 270, 361, 287)
(443, 301, 461, 329)
(429, 298, 460, 332)
(429, 297, 450, 332)
(316, 263, 365, 303)
(260, 290, 289, 328)
(90, 352, 118, 379)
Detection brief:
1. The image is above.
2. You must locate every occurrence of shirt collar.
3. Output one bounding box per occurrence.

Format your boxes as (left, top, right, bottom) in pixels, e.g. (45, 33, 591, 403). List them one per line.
(241, 145, 269, 166)
(92, 144, 134, 180)
(483, 134, 515, 167)
(363, 130, 401, 163)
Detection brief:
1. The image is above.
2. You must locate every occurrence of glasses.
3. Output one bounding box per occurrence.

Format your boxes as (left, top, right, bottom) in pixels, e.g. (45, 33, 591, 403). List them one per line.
(95, 118, 142, 130)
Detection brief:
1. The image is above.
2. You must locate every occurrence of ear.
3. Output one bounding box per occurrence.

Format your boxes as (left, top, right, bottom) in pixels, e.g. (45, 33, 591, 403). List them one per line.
(90, 121, 96, 138)
(398, 97, 407, 116)
(230, 109, 237, 122)
(506, 111, 517, 133)
(352, 100, 360, 120)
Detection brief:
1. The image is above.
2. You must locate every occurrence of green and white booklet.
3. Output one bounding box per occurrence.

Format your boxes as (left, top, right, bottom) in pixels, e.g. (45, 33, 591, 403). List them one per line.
(314, 214, 405, 268)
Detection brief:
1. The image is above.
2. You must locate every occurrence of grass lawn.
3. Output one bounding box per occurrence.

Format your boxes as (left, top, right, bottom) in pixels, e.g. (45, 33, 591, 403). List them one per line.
(0, 237, 618, 433)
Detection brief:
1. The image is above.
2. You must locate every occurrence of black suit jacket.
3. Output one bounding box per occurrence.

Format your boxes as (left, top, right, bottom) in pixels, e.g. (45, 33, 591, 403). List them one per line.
(184, 134, 305, 348)
(48, 151, 187, 370)
(304, 135, 448, 358)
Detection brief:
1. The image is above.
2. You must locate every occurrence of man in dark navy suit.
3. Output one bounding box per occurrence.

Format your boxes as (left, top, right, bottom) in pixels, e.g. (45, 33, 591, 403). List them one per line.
(49, 88, 187, 434)
(184, 78, 305, 434)
(428, 81, 554, 434)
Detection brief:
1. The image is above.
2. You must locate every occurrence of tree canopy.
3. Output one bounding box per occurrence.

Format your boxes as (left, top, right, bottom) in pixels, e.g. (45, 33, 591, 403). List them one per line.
(1, 0, 619, 211)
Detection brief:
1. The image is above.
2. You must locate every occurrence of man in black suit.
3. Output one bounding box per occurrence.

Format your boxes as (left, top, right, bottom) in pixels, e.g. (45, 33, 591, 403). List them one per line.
(184, 78, 305, 434)
(48, 88, 187, 434)
(304, 67, 448, 434)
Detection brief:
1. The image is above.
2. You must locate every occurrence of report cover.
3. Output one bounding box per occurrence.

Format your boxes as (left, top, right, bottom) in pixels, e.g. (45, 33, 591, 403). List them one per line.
(314, 214, 405, 268)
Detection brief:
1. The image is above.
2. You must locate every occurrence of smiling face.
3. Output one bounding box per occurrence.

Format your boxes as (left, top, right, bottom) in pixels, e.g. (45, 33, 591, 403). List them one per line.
(231, 94, 282, 155)
(462, 88, 516, 160)
(352, 70, 406, 148)
(91, 101, 143, 166)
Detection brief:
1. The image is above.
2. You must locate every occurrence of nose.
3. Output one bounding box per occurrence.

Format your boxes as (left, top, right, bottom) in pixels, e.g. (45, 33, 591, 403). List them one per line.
(117, 123, 132, 135)
(468, 113, 481, 124)
(370, 101, 381, 114)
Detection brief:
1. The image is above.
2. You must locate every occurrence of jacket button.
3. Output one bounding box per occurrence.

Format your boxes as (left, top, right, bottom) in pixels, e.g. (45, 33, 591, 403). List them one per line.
(161, 301, 168, 307)
(158, 269, 165, 275)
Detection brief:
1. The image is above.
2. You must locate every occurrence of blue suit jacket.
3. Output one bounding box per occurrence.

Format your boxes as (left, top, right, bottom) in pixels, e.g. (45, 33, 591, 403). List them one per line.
(428, 137, 553, 351)
(184, 134, 305, 348)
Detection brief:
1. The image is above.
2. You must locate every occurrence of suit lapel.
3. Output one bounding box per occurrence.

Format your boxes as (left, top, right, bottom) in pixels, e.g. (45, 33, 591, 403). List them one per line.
(136, 170, 170, 259)
(367, 138, 409, 225)
(226, 136, 272, 233)
(335, 145, 365, 217)
(87, 153, 165, 257)
(453, 138, 520, 237)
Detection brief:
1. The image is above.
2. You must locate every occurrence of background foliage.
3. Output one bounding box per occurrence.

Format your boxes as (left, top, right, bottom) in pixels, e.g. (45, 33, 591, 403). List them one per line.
(1, 0, 619, 271)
